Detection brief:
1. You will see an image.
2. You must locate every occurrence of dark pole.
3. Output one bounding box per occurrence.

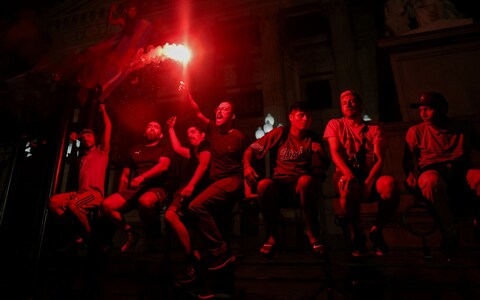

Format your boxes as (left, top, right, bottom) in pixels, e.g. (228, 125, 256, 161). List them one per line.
(30, 83, 75, 298)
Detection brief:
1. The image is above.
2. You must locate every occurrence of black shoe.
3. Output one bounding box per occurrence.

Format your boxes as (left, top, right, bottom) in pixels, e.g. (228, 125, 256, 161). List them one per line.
(174, 265, 197, 286)
(121, 230, 139, 252)
(369, 228, 389, 256)
(208, 252, 236, 271)
(351, 233, 367, 257)
(441, 234, 459, 259)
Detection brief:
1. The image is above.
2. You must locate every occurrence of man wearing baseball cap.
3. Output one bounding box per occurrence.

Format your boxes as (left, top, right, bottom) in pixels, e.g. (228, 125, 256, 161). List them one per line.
(48, 104, 112, 251)
(403, 91, 480, 258)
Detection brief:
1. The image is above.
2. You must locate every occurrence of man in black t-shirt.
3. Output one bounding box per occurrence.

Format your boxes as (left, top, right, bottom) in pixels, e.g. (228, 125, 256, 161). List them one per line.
(179, 82, 249, 274)
(165, 116, 211, 285)
(101, 121, 175, 252)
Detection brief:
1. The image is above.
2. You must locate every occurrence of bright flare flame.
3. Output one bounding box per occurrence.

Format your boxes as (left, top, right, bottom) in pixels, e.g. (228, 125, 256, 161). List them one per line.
(161, 43, 192, 65)
(129, 43, 192, 71)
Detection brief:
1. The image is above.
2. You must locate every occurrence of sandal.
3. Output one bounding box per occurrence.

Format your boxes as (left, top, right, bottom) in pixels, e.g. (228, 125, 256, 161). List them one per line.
(260, 242, 279, 259)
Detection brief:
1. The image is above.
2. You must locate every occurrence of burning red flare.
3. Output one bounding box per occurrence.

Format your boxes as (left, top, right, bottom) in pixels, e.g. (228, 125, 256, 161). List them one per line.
(129, 43, 192, 72)
(160, 43, 192, 65)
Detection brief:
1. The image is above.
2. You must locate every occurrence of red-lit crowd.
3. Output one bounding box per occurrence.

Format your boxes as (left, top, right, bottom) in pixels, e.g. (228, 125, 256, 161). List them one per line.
(47, 81, 480, 296)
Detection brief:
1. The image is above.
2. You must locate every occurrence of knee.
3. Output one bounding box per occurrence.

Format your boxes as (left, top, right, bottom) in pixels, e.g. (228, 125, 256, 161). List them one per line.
(418, 170, 446, 191)
(466, 169, 480, 197)
(48, 197, 61, 212)
(138, 195, 158, 210)
(164, 209, 178, 224)
(297, 175, 315, 191)
(187, 200, 201, 215)
(66, 201, 78, 213)
(100, 200, 113, 215)
(257, 178, 274, 195)
(376, 175, 398, 200)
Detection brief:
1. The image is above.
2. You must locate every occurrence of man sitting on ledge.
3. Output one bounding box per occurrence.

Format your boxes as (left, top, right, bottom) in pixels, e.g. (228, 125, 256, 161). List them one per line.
(403, 91, 480, 258)
(324, 90, 400, 257)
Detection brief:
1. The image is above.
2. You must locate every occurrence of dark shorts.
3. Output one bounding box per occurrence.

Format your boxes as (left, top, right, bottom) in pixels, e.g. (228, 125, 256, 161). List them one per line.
(270, 176, 301, 208)
(332, 171, 381, 203)
(118, 186, 168, 207)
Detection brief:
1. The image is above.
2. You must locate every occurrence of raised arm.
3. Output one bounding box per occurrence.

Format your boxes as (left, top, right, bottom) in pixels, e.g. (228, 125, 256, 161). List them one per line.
(99, 104, 111, 152)
(178, 81, 209, 127)
(166, 116, 190, 158)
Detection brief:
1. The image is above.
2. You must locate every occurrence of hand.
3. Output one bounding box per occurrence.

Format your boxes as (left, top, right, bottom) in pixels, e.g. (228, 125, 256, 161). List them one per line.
(69, 131, 78, 142)
(98, 103, 106, 113)
(130, 175, 145, 189)
(405, 173, 417, 190)
(338, 172, 355, 197)
(311, 142, 321, 153)
(181, 184, 195, 199)
(119, 175, 129, 192)
(166, 116, 176, 129)
(244, 165, 259, 187)
(178, 81, 188, 93)
(363, 177, 375, 199)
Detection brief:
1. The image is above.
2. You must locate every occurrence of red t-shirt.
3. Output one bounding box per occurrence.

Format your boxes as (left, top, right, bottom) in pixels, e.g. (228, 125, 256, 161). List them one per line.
(405, 120, 480, 169)
(323, 117, 385, 173)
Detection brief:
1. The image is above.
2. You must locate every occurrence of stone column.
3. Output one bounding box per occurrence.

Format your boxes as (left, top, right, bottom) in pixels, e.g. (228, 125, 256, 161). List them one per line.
(259, 11, 287, 126)
(327, 1, 363, 97)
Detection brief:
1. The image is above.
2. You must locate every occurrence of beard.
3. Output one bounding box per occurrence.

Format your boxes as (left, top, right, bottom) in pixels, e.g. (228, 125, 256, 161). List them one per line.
(145, 132, 160, 142)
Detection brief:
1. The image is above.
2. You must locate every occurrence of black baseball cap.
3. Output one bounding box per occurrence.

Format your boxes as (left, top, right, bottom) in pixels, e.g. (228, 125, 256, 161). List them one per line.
(79, 128, 94, 136)
(410, 92, 448, 109)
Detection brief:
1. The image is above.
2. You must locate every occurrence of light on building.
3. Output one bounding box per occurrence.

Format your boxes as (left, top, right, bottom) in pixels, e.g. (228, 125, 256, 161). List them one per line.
(255, 127, 265, 139)
(265, 113, 275, 127)
(263, 121, 273, 133)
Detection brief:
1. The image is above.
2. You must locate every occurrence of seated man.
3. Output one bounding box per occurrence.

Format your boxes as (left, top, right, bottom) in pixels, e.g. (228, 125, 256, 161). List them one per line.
(403, 91, 480, 258)
(324, 90, 399, 257)
(243, 101, 330, 259)
(179, 81, 249, 273)
(165, 116, 211, 285)
(48, 104, 111, 249)
(101, 121, 175, 252)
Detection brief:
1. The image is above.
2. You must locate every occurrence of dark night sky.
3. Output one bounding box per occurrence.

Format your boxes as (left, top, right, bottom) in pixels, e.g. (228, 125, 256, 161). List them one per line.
(0, 0, 64, 80)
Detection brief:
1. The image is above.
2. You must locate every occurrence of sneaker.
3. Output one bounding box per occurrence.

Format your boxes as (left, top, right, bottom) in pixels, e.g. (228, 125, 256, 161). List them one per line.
(55, 236, 84, 252)
(196, 289, 217, 299)
(311, 242, 326, 259)
(351, 233, 367, 257)
(121, 230, 139, 252)
(369, 228, 389, 256)
(174, 265, 197, 286)
(208, 252, 236, 271)
(197, 288, 231, 299)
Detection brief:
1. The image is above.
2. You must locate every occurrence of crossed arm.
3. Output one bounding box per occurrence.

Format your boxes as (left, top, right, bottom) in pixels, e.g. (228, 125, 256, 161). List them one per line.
(118, 157, 171, 191)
